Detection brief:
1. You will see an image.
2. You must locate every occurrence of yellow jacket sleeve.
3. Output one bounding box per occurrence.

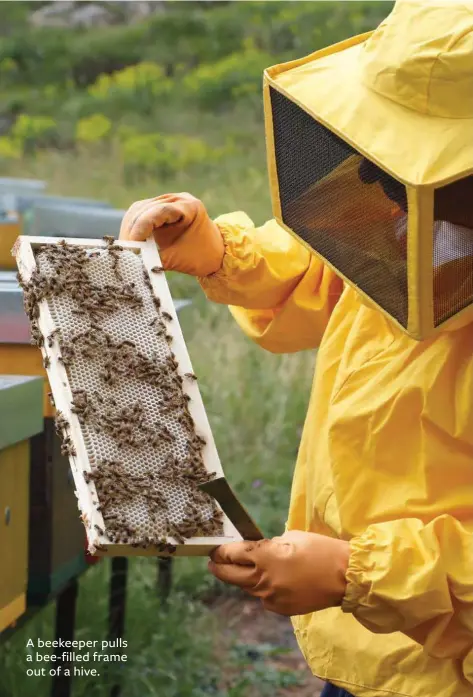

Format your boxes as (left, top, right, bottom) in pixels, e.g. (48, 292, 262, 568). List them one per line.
(342, 515, 473, 679)
(199, 212, 344, 353)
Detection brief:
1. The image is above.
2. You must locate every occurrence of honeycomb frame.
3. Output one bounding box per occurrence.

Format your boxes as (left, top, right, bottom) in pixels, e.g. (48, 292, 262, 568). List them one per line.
(14, 235, 242, 557)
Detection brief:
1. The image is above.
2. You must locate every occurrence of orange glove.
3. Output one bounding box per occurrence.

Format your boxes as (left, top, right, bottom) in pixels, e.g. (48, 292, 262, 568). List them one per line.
(208, 531, 350, 616)
(119, 192, 225, 277)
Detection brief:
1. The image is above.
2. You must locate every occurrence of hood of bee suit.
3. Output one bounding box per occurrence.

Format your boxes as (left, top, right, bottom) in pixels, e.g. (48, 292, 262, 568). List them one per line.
(263, 0, 473, 340)
(265, 0, 473, 186)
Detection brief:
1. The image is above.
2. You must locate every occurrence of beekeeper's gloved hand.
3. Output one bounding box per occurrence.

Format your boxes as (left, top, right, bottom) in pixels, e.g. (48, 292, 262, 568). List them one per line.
(119, 192, 225, 277)
(208, 531, 350, 616)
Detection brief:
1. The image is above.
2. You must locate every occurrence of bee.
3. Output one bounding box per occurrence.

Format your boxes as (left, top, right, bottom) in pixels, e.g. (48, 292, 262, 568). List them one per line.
(43, 355, 50, 369)
(94, 524, 104, 536)
(153, 325, 167, 340)
(93, 544, 108, 552)
(31, 332, 44, 348)
(161, 311, 173, 322)
(167, 354, 179, 370)
(103, 512, 119, 523)
(151, 266, 164, 274)
(103, 236, 115, 245)
(184, 372, 197, 381)
(107, 464, 125, 477)
(212, 509, 225, 523)
(100, 369, 115, 385)
(47, 329, 60, 347)
(55, 425, 69, 439)
(187, 504, 202, 519)
(61, 442, 77, 457)
(153, 297, 161, 310)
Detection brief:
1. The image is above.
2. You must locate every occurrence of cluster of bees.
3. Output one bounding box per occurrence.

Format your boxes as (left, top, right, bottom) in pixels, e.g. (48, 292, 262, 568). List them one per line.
(20, 240, 143, 325)
(84, 461, 223, 549)
(18, 237, 225, 552)
(71, 389, 176, 450)
(54, 410, 76, 457)
(59, 323, 185, 391)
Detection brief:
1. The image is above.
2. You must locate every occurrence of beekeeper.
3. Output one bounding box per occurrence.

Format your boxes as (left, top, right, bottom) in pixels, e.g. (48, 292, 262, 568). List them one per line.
(120, 1, 473, 696)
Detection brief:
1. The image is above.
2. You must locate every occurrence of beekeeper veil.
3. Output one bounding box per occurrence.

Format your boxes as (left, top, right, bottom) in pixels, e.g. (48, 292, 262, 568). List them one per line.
(263, 0, 473, 340)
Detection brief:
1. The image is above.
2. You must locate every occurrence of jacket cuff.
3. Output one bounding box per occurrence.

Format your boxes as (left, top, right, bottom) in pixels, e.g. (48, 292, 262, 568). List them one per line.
(198, 213, 256, 302)
(341, 527, 381, 616)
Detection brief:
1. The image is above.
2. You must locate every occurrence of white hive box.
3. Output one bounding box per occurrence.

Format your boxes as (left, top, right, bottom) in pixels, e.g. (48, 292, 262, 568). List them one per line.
(14, 235, 242, 557)
(25, 203, 122, 237)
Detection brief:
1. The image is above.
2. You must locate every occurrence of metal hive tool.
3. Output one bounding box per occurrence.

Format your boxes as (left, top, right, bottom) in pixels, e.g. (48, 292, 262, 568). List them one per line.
(13, 235, 242, 557)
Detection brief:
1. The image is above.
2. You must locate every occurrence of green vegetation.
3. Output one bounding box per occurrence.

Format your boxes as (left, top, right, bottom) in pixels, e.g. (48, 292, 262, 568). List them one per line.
(0, 1, 391, 179)
(0, 2, 391, 695)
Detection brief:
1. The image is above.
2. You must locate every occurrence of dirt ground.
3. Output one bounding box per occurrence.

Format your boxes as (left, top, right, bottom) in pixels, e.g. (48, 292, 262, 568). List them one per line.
(212, 595, 325, 696)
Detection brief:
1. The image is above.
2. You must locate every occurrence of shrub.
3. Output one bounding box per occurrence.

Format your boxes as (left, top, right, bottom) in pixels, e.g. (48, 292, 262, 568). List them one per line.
(69, 23, 149, 87)
(75, 114, 112, 144)
(11, 113, 56, 153)
(88, 62, 172, 116)
(119, 131, 233, 182)
(0, 57, 18, 86)
(0, 136, 22, 160)
(183, 48, 272, 109)
(120, 133, 170, 179)
(0, 29, 74, 87)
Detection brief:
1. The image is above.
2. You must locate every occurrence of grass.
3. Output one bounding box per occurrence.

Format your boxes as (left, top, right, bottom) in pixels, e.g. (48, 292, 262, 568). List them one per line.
(0, 97, 316, 697)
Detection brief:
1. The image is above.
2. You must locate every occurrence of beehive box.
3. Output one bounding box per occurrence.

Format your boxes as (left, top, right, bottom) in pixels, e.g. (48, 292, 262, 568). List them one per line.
(27, 417, 90, 604)
(0, 212, 21, 270)
(0, 276, 91, 602)
(0, 375, 43, 632)
(0, 271, 31, 344)
(0, 177, 46, 196)
(5, 194, 111, 216)
(24, 201, 120, 238)
(14, 235, 241, 557)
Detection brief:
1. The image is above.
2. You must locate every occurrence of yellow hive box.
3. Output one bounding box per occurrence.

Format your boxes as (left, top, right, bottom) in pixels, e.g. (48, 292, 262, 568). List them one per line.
(0, 345, 53, 417)
(0, 213, 21, 270)
(0, 376, 43, 633)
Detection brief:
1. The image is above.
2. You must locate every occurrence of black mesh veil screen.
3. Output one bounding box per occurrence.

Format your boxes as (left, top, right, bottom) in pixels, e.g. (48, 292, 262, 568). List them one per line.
(270, 87, 409, 328)
(433, 176, 473, 326)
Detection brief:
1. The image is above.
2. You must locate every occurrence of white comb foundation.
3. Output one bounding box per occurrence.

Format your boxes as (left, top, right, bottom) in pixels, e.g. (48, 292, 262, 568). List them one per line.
(14, 235, 241, 556)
